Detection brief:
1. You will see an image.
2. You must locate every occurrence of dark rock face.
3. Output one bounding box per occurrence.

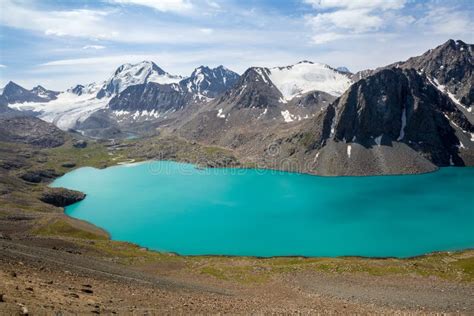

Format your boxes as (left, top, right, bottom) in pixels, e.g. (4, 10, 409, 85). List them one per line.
(21, 169, 62, 183)
(109, 82, 189, 112)
(396, 40, 473, 108)
(353, 40, 473, 110)
(1, 81, 50, 104)
(70, 84, 85, 96)
(0, 116, 65, 147)
(40, 188, 85, 207)
(313, 68, 473, 167)
(215, 67, 283, 109)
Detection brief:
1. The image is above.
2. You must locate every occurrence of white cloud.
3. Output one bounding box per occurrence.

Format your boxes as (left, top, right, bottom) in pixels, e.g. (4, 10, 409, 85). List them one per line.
(199, 28, 214, 34)
(304, 0, 406, 10)
(108, 0, 193, 13)
(304, 0, 408, 44)
(0, 0, 273, 45)
(0, 1, 118, 40)
(83, 45, 106, 50)
(310, 32, 346, 44)
(0, 64, 6, 68)
(416, 6, 473, 36)
(308, 8, 383, 33)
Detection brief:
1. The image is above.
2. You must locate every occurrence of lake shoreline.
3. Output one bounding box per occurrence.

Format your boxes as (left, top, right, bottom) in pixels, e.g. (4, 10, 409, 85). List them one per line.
(53, 161, 474, 260)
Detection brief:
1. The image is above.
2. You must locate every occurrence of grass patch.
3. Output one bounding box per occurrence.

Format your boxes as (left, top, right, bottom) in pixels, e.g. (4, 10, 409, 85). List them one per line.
(35, 219, 107, 240)
(43, 141, 115, 171)
(81, 239, 184, 266)
(451, 257, 474, 281)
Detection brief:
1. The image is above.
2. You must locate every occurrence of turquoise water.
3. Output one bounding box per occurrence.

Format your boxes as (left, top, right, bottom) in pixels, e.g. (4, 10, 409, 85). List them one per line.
(51, 162, 474, 258)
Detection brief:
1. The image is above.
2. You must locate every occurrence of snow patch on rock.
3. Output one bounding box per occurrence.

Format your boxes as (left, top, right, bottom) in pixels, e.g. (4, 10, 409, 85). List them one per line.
(281, 110, 296, 122)
(217, 108, 226, 118)
(428, 77, 472, 113)
(397, 108, 407, 141)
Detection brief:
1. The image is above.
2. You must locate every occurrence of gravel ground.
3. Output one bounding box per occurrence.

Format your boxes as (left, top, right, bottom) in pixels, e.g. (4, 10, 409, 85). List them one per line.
(1, 238, 472, 314)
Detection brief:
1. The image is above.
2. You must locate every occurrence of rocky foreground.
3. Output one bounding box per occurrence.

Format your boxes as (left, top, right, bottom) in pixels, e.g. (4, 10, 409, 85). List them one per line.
(1, 238, 473, 314)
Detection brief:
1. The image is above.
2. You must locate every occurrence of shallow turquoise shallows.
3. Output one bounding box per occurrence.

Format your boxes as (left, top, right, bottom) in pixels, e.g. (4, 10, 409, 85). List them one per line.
(51, 162, 474, 258)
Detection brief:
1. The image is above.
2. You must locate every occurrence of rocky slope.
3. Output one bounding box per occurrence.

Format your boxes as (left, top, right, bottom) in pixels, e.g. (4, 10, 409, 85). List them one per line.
(396, 40, 473, 112)
(177, 39, 473, 176)
(177, 62, 347, 147)
(0, 116, 66, 148)
(352, 40, 473, 116)
(274, 68, 474, 175)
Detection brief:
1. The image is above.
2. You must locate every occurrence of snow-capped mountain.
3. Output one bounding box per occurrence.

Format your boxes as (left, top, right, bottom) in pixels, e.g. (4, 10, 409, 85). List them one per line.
(209, 61, 352, 121)
(180, 65, 240, 100)
(215, 61, 353, 111)
(2, 61, 241, 131)
(97, 61, 183, 98)
(266, 61, 353, 101)
(108, 65, 240, 114)
(30, 85, 60, 101)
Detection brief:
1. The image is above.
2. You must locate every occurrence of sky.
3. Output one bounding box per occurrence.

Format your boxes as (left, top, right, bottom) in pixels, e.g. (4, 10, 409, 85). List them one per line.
(0, 0, 473, 90)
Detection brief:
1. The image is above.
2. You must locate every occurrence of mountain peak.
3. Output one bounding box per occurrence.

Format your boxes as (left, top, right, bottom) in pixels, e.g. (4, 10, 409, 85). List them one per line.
(5, 81, 23, 89)
(297, 60, 314, 65)
(2, 81, 51, 103)
(192, 65, 212, 75)
(100, 60, 182, 98)
(182, 65, 240, 100)
(114, 60, 166, 76)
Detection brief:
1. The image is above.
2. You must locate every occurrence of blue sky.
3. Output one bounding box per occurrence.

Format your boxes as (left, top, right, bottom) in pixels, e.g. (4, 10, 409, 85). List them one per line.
(0, 0, 472, 90)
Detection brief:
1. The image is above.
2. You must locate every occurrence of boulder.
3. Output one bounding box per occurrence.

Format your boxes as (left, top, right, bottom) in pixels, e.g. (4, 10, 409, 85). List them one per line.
(40, 188, 86, 207)
(73, 140, 88, 148)
(61, 162, 76, 168)
(20, 169, 61, 183)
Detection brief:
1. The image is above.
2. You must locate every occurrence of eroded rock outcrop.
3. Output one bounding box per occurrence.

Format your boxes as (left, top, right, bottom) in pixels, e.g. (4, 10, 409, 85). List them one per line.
(40, 188, 85, 207)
